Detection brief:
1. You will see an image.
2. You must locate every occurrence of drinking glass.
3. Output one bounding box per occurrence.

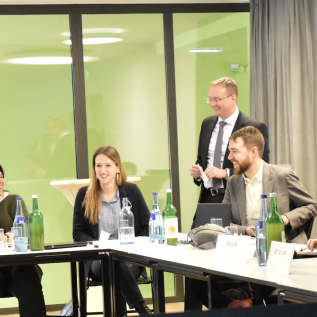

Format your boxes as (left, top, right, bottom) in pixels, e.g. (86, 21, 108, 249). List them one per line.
(0, 229, 4, 254)
(225, 226, 238, 236)
(210, 218, 222, 227)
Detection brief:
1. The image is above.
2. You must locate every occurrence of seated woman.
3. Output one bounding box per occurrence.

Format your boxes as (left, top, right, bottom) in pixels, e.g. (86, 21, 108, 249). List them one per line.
(73, 146, 152, 316)
(0, 165, 46, 317)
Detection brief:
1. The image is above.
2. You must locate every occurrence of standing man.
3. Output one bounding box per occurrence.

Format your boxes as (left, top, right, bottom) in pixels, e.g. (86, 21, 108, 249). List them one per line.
(190, 78, 270, 226)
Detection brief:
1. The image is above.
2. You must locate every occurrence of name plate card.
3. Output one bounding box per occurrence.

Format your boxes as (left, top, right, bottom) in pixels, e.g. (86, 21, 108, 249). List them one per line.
(214, 235, 251, 264)
(266, 241, 294, 275)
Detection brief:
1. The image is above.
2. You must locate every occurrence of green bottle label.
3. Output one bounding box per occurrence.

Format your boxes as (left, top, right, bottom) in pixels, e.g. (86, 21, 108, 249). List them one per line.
(164, 218, 178, 239)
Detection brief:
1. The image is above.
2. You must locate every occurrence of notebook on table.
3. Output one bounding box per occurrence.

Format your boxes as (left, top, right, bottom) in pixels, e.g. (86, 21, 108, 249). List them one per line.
(194, 203, 231, 228)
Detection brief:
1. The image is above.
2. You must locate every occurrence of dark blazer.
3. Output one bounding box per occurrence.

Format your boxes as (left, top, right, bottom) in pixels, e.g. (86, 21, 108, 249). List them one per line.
(73, 182, 150, 243)
(223, 162, 317, 244)
(194, 111, 270, 195)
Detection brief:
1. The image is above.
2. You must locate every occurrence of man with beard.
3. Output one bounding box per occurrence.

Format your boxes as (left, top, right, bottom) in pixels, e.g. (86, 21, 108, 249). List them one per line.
(224, 126, 317, 243)
(189, 127, 317, 310)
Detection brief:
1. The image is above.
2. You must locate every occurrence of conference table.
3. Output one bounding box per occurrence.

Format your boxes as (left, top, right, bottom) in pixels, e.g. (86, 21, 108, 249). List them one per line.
(0, 244, 113, 317)
(1, 238, 317, 317)
(95, 238, 317, 316)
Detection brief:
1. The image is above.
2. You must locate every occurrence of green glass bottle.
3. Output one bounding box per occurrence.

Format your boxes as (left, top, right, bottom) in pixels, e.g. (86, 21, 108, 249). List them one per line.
(29, 195, 44, 251)
(264, 192, 284, 259)
(162, 189, 178, 246)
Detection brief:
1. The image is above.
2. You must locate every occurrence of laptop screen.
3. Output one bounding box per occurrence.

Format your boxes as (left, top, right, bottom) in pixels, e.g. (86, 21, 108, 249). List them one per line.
(194, 203, 231, 228)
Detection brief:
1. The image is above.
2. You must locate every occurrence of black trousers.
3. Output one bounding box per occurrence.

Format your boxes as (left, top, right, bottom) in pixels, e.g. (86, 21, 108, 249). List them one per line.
(90, 260, 145, 309)
(0, 265, 46, 317)
(187, 188, 225, 310)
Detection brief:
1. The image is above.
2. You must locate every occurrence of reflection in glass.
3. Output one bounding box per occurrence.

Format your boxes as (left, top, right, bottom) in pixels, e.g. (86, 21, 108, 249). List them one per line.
(82, 14, 170, 210)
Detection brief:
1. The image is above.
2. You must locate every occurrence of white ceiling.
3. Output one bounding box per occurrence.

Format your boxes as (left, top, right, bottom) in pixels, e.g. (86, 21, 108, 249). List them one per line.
(0, 0, 249, 4)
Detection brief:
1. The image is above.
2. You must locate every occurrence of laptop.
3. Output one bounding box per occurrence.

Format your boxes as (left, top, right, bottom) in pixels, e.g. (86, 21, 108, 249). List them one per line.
(194, 203, 231, 228)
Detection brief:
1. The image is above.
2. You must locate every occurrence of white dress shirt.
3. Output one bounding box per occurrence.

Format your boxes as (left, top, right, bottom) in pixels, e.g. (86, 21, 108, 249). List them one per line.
(99, 189, 121, 240)
(243, 160, 264, 228)
(207, 106, 240, 188)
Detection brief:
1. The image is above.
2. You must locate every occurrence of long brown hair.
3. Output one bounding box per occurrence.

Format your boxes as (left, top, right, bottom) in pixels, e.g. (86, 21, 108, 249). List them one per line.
(83, 146, 127, 224)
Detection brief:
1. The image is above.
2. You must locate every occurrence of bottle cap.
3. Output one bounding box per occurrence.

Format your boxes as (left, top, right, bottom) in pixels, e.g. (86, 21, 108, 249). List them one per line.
(166, 189, 172, 193)
(153, 192, 158, 195)
(32, 195, 38, 198)
(260, 194, 267, 198)
(269, 192, 277, 197)
(16, 197, 21, 200)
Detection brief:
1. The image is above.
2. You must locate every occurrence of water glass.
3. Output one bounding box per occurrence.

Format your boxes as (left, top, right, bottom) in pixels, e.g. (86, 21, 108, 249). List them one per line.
(0, 229, 4, 254)
(225, 226, 238, 236)
(210, 218, 222, 227)
(11, 227, 15, 251)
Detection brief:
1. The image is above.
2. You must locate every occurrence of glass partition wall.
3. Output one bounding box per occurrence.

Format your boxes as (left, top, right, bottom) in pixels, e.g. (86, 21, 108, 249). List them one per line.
(0, 4, 250, 309)
(173, 12, 250, 233)
(82, 14, 170, 212)
(82, 13, 172, 297)
(0, 15, 76, 307)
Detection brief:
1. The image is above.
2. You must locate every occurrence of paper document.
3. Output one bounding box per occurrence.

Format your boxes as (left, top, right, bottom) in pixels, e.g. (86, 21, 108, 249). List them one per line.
(295, 244, 317, 255)
(99, 230, 110, 242)
(197, 165, 212, 189)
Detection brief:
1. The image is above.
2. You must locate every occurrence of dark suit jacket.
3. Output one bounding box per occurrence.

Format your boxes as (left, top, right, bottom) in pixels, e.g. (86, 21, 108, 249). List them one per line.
(194, 111, 270, 199)
(223, 162, 317, 244)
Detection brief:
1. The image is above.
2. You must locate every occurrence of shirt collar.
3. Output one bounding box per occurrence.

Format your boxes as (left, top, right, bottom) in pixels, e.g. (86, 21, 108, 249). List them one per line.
(243, 160, 263, 185)
(102, 188, 120, 203)
(0, 191, 9, 203)
(218, 106, 239, 126)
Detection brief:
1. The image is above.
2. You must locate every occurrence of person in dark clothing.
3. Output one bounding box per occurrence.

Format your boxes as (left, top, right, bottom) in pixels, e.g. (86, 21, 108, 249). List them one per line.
(73, 146, 152, 316)
(0, 164, 46, 317)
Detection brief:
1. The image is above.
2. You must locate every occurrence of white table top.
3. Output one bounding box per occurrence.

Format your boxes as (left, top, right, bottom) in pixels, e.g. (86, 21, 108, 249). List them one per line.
(101, 238, 317, 297)
(1, 238, 316, 297)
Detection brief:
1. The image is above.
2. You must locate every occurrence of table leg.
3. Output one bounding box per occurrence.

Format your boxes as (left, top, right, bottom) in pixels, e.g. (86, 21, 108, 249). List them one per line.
(278, 290, 285, 305)
(101, 256, 112, 317)
(70, 262, 79, 317)
(253, 283, 265, 306)
(152, 264, 165, 314)
(184, 277, 203, 311)
(206, 275, 212, 310)
(109, 255, 126, 317)
(78, 262, 87, 317)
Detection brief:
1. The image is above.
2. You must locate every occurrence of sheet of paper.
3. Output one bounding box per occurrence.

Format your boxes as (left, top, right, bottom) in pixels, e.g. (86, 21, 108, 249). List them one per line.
(294, 243, 317, 254)
(99, 230, 110, 242)
(197, 165, 212, 189)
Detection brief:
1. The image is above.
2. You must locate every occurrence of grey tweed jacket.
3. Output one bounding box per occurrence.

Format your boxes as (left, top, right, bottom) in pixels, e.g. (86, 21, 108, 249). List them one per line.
(223, 161, 317, 244)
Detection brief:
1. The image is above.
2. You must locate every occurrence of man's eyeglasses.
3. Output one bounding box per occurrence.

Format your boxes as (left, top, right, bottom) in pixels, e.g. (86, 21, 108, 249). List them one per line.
(206, 94, 233, 104)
